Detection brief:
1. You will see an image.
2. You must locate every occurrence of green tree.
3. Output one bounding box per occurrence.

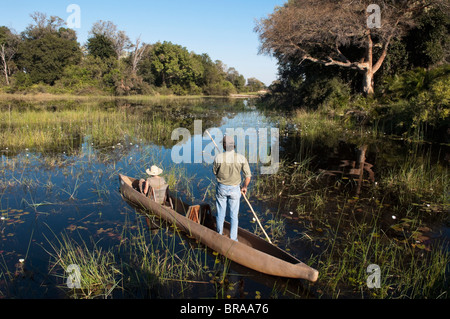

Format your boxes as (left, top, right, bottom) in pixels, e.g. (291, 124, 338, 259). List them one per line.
(405, 8, 450, 68)
(256, 0, 449, 95)
(193, 55, 238, 95)
(195, 54, 225, 89)
(247, 77, 266, 92)
(140, 41, 203, 94)
(54, 55, 105, 94)
(90, 20, 132, 60)
(86, 34, 117, 60)
(226, 67, 246, 92)
(15, 13, 81, 85)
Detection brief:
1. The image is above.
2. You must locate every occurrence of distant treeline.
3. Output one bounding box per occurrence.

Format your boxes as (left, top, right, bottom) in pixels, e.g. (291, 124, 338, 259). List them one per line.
(0, 13, 266, 96)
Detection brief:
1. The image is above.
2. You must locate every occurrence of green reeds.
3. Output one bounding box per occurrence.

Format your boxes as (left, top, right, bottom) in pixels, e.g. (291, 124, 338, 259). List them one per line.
(253, 133, 449, 299)
(314, 217, 449, 299)
(0, 101, 175, 154)
(45, 231, 122, 299)
(45, 216, 212, 299)
(379, 151, 449, 207)
(119, 218, 209, 291)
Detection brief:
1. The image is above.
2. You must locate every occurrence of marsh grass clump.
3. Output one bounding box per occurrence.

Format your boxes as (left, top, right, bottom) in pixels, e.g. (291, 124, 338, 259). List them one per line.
(313, 215, 450, 299)
(292, 109, 346, 140)
(0, 101, 178, 154)
(46, 232, 122, 299)
(254, 157, 320, 200)
(0, 105, 138, 152)
(379, 153, 449, 208)
(45, 217, 212, 299)
(118, 218, 209, 293)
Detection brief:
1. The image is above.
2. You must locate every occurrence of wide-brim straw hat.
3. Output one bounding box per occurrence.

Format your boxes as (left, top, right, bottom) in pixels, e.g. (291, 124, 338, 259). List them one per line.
(146, 165, 163, 176)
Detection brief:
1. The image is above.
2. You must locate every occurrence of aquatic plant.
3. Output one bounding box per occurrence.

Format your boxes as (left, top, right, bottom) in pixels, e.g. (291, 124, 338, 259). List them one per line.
(45, 231, 122, 299)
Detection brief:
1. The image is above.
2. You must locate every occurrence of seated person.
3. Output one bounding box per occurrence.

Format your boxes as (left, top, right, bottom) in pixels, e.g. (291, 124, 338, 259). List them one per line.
(139, 165, 169, 205)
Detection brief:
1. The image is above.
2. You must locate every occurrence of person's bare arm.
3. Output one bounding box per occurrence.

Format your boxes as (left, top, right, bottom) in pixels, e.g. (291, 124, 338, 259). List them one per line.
(241, 177, 251, 195)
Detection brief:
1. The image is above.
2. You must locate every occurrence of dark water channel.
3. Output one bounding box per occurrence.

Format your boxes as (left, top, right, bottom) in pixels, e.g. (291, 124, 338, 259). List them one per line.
(0, 97, 448, 299)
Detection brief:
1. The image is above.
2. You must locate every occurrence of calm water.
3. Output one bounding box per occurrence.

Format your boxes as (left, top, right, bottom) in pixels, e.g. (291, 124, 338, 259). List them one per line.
(0, 98, 448, 298)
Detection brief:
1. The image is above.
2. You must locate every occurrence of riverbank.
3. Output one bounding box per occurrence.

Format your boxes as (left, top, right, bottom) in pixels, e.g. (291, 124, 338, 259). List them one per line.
(0, 92, 247, 102)
(0, 89, 268, 104)
(260, 65, 449, 145)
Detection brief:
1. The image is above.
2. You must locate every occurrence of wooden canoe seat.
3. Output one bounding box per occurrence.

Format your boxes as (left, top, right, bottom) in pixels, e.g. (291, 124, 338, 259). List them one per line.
(186, 203, 215, 229)
(186, 205, 201, 223)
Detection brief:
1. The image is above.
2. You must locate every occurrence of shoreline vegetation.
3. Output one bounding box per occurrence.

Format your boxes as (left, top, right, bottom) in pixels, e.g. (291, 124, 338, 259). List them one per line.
(0, 96, 448, 299)
(0, 91, 266, 102)
(0, 2, 448, 300)
(0, 15, 268, 99)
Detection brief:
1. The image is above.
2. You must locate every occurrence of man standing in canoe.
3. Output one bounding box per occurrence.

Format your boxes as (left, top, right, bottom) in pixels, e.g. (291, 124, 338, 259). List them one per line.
(213, 136, 251, 241)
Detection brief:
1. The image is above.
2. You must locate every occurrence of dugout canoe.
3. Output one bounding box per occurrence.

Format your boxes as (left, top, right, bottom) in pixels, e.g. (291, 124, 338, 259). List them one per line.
(119, 174, 319, 282)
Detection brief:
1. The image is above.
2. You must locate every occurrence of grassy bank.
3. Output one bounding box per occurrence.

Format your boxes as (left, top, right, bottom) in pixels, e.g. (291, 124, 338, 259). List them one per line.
(261, 65, 450, 144)
(0, 92, 254, 103)
(0, 96, 223, 153)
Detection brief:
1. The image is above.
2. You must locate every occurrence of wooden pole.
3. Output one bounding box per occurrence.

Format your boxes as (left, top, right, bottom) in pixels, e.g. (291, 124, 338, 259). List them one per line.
(205, 130, 220, 151)
(242, 192, 272, 243)
(206, 130, 272, 243)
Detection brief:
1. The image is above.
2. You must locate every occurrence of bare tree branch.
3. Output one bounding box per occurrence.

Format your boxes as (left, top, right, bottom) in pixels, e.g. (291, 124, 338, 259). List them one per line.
(255, 0, 446, 94)
(131, 36, 148, 74)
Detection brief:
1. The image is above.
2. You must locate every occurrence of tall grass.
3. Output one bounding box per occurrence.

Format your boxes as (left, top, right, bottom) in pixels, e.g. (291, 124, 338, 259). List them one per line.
(314, 214, 449, 299)
(44, 216, 212, 299)
(0, 100, 188, 154)
(291, 109, 345, 140)
(0, 105, 144, 152)
(380, 151, 449, 207)
(45, 232, 122, 299)
(119, 218, 209, 290)
(253, 113, 449, 299)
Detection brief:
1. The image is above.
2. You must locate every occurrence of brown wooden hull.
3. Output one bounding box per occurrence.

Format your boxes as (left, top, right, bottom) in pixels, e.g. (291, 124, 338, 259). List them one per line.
(119, 174, 319, 282)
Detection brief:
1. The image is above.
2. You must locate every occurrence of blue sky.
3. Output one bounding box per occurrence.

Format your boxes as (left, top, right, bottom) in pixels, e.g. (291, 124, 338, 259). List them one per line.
(0, 0, 286, 86)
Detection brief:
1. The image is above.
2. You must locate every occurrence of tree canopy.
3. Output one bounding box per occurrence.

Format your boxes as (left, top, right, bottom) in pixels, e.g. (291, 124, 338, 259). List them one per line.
(10, 13, 81, 85)
(87, 34, 117, 60)
(256, 0, 449, 95)
(0, 12, 261, 96)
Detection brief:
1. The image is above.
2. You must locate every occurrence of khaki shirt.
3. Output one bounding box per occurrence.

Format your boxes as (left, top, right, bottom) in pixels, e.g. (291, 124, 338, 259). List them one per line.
(147, 176, 168, 204)
(213, 150, 251, 186)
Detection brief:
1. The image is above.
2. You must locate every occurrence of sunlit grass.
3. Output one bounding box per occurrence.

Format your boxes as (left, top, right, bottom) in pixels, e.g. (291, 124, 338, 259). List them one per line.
(0, 106, 150, 152)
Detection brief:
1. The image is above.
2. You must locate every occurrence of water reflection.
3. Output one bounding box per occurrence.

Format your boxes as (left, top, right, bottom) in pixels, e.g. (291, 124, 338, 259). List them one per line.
(0, 97, 448, 299)
(319, 145, 375, 195)
(0, 97, 286, 298)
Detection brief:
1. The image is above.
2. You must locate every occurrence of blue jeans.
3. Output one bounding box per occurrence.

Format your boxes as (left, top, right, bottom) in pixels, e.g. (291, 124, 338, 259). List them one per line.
(216, 183, 241, 241)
